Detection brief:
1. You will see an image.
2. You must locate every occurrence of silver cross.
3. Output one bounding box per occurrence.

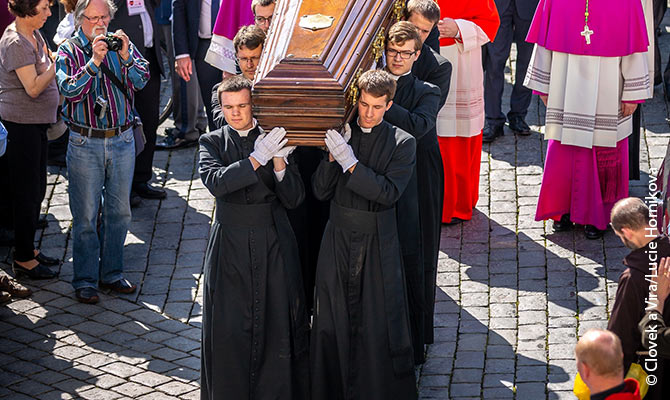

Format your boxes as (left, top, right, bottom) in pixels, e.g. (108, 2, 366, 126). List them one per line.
(581, 24, 594, 45)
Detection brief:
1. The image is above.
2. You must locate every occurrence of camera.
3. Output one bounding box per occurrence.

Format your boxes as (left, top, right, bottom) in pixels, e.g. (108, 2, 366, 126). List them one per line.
(102, 33, 123, 52)
(94, 96, 108, 119)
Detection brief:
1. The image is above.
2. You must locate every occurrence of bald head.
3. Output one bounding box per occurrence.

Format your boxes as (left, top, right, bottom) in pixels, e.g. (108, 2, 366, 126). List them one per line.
(610, 197, 651, 233)
(575, 329, 624, 379)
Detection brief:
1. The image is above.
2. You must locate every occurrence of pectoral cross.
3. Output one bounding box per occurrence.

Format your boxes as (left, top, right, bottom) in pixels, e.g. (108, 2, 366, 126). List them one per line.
(581, 24, 593, 45)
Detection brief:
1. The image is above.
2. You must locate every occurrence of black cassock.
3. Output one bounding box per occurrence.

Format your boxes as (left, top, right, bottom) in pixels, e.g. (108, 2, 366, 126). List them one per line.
(198, 125, 309, 400)
(310, 120, 418, 400)
(412, 42, 453, 345)
(384, 72, 440, 364)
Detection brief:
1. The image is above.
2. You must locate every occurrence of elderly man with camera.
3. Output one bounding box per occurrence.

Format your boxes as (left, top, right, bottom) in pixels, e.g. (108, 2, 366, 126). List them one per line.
(55, 0, 149, 304)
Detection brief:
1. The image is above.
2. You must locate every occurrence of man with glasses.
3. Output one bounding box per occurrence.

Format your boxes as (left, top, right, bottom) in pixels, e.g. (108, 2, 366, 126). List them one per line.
(405, 0, 453, 349)
(251, 0, 274, 33)
(233, 25, 265, 81)
(383, 21, 440, 365)
(56, 0, 149, 303)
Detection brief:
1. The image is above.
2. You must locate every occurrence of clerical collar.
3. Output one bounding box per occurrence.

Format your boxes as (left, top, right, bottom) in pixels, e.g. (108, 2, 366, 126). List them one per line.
(388, 70, 411, 81)
(357, 117, 377, 133)
(234, 118, 258, 137)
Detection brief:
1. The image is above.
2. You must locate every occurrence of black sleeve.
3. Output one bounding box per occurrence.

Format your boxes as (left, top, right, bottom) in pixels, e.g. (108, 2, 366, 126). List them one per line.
(345, 135, 416, 206)
(198, 135, 259, 198)
(312, 155, 341, 202)
(384, 83, 440, 140)
(430, 57, 452, 109)
(274, 156, 305, 210)
(607, 273, 645, 373)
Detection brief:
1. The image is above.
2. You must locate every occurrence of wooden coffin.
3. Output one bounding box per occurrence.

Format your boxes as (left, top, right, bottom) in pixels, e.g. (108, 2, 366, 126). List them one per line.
(252, 0, 407, 146)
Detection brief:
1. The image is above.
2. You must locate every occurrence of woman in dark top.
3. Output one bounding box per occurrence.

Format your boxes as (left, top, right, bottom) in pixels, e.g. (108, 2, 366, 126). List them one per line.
(0, 0, 60, 279)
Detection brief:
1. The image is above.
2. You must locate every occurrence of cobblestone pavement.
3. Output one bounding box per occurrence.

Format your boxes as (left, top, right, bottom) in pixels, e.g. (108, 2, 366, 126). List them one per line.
(3, 27, 670, 400)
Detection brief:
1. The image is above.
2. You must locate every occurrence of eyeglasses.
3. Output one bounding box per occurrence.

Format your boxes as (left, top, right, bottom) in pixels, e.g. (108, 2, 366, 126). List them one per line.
(82, 14, 111, 24)
(386, 49, 417, 60)
(237, 56, 261, 65)
(254, 15, 272, 24)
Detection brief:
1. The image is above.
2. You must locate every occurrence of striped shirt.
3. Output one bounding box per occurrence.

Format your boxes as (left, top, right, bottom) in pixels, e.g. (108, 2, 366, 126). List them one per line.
(55, 28, 149, 129)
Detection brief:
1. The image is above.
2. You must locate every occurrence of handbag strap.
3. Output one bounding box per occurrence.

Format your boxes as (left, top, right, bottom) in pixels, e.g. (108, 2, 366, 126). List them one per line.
(68, 37, 132, 103)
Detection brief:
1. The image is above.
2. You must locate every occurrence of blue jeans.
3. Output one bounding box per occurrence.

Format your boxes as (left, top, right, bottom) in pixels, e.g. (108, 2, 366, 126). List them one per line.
(67, 128, 135, 290)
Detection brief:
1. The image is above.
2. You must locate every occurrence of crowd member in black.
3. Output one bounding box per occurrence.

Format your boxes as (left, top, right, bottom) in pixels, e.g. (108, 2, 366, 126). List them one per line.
(310, 70, 418, 399)
(198, 75, 309, 400)
(108, 0, 166, 203)
(383, 21, 440, 364)
(406, 0, 453, 345)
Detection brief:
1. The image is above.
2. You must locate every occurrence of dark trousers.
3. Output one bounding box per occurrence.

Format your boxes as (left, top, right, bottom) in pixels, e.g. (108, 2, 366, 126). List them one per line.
(654, 0, 667, 85)
(1, 120, 48, 261)
(133, 46, 161, 185)
(483, 1, 534, 127)
(195, 38, 222, 132)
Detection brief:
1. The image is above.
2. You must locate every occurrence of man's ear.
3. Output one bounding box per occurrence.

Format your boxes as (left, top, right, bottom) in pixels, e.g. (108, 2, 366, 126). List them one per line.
(385, 100, 393, 112)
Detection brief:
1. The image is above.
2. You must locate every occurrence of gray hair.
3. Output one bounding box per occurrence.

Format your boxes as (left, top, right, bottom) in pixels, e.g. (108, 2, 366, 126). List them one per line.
(73, 0, 117, 29)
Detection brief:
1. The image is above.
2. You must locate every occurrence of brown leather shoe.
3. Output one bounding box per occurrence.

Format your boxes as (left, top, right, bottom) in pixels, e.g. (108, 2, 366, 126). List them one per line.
(0, 275, 32, 298)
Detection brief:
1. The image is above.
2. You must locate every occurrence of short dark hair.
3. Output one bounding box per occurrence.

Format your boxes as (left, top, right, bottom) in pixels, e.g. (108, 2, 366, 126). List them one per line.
(8, 0, 50, 18)
(406, 0, 441, 24)
(387, 21, 422, 52)
(357, 70, 396, 103)
(610, 197, 652, 232)
(233, 25, 266, 53)
(251, 0, 275, 14)
(217, 75, 252, 98)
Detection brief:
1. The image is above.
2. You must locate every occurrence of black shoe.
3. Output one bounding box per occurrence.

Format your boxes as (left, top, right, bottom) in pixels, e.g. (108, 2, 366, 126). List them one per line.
(156, 129, 197, 150)
(12, 262, 58, 280)
(584, 225, 605, 240)
(130, 192, 142, 208)
(100, 278, 137, 294)
(36, 214, 49, 229)
(132, 183, 167, 200)
(482, 124, 504, 143)
(75, 287, 99, 304)
(508, 116, 531, 135)
(553, 214, 573, 232)
(35, 252, 60, 266)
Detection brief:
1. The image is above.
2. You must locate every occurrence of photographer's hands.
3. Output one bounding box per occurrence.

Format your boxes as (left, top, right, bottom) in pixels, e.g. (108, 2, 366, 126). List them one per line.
(114, 30, 131, 61)
(91, 30, 130, 66)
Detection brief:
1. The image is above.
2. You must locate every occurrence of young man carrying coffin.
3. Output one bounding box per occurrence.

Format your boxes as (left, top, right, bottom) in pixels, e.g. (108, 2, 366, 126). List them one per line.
(311, 70, 418, 399)
(198, 75, 309, 400)
(405, 0, 454, 346)
(383, 21, 441, 364)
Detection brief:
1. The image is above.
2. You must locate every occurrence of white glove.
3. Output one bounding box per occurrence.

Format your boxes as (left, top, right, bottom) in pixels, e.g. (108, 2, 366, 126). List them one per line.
(250, 127, 287, 165)
(325, 129, 358, 172)
(342, 123, 351, 143)
(274, 145, 297, 163)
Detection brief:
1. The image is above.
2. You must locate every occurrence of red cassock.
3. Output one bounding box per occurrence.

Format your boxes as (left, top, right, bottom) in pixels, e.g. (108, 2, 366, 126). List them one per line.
(436, 0, 499, 223)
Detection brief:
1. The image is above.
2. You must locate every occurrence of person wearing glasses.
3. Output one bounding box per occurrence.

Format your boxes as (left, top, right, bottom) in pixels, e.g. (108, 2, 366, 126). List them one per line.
(233, 24, 264, 81)
(55, 0, 149, 303)
(251, 0, 274, 33)
(382, 21, 440, 365)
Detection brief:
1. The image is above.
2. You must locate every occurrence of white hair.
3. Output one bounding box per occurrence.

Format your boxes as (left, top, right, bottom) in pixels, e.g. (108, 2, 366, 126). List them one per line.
(73, 0, 117, 29)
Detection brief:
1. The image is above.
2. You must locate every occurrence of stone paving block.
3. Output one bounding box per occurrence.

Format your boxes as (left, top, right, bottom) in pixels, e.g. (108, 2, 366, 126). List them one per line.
(156, 381, 196, 396)
(515, 382, 546, 398)
(112, 382, 153, 397)
(78, 387, 124, 400)
(484, 358, 515, 374)
(448, 383, 481, 398)
(99, 362, 144, 378)
(91, 373, 127, 389)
